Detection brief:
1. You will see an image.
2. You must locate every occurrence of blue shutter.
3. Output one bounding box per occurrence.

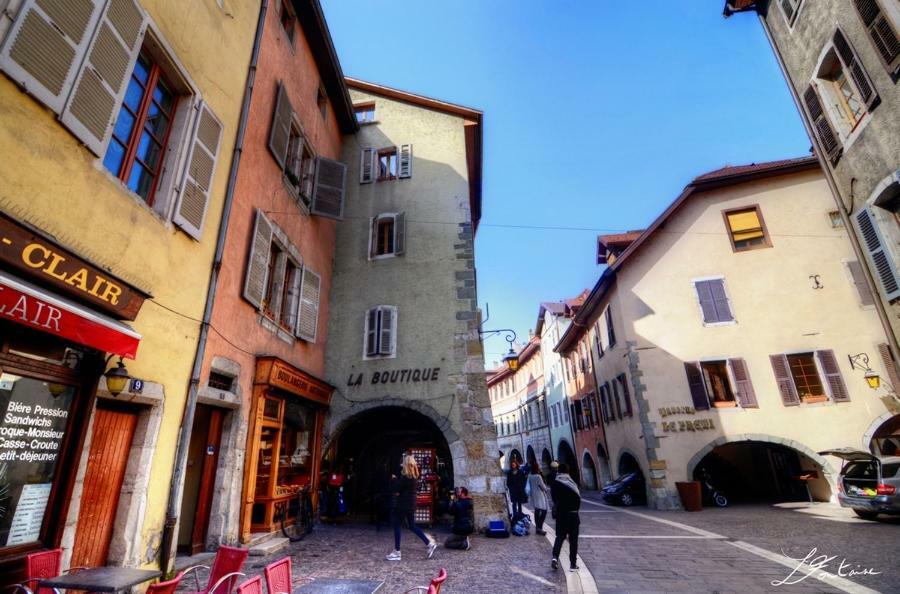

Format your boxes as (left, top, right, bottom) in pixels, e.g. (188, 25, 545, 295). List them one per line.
(855, 207, 900, 301)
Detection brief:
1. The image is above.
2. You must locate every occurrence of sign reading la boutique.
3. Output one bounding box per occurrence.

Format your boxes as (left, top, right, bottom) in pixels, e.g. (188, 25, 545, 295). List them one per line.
(347, 367, 441, 387)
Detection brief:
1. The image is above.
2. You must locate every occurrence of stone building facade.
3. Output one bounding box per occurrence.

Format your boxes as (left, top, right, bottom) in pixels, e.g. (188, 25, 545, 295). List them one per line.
(323, 80, 505, 523)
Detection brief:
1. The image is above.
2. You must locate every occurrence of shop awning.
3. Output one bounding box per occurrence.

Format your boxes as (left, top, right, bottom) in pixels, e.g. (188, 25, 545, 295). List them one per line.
(0, 271, 141, 358)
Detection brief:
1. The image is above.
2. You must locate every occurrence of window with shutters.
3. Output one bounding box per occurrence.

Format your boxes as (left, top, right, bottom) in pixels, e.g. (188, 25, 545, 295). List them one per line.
(693, 277, 735, 325)
(723, 206, 770, 252)
(685, 359, 758, 409)
(786, 353, 826, 402)
(369, 212, 406, 259)
(856, 180, 900, 302)
(102, 50, 179, 205)
(354, 102, 375, 124)
(700, 361, 736, 407)
(364, 305, 397, 359)
(852, 0, 900, 76)
(378, 147, 397, 181)
(605, 306, 616, 348)
(777, 0, 804, 27)
(617, 373, 633, 417)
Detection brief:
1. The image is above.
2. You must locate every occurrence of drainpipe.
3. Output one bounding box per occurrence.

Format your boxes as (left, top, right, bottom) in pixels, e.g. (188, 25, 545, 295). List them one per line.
(160, 0, 268, 576)
(756, 12, 900, 365)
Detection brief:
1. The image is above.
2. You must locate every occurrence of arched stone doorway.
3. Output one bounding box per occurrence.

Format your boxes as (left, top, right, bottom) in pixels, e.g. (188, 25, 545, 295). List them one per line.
(541, 448, 552, 473)
(867, 413, 900, 456)
(688, 437, 833, 503)
(596, 444, 612, 486)
(619, 451, 641, 476)
(557, 440, 580, 483)
(509, 449, 523, 465)
(526, 445, 537, 468)
(323, 406, 453, 521)
(581, 451, 598, 490)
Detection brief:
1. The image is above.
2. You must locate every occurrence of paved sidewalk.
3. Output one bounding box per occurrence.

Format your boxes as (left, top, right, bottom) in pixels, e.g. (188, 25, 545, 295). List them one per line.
(193, 522, 565, 594)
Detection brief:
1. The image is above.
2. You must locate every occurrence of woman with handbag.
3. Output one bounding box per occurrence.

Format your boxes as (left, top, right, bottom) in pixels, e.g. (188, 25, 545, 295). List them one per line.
(527, 462, 551, 536)
(385, 455, 437, 561)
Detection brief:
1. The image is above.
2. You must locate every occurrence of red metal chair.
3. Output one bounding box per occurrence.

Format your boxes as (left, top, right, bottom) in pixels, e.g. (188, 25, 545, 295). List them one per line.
(4, 549, 87, 594)
(237, 576, 263, 594)
(263, 557, 292, 594)
(403, 568, 447, 594)
(182, 545, 249, 594)
(146, 571, 185, 594)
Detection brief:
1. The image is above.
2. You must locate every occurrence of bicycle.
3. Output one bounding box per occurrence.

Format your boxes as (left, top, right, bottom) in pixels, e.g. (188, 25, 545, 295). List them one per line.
(275, 486, 315, 542)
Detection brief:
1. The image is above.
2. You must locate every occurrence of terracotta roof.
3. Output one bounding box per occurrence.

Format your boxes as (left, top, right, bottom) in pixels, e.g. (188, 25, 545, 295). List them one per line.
(598, 231, 644, 247)
(723, 0, 758, 16)
(692, 157, 816, 183)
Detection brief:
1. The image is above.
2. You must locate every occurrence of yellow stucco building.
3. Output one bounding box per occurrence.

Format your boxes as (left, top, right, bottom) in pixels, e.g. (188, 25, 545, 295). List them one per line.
(0, 0, 256, 580)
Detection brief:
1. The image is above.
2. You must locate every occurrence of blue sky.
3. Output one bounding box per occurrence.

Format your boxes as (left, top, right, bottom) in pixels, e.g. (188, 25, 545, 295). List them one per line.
(321, 1, 810, 365)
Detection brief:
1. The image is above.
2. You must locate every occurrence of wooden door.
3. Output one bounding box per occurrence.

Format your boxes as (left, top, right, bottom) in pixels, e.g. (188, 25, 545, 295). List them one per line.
(190, 407, 224, 554)
(70, 404, 138, 568)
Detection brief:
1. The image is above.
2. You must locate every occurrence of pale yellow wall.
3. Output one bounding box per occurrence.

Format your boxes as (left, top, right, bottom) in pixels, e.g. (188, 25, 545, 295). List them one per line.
(607, 169, 896, 504)
(0, 0, 257, 565)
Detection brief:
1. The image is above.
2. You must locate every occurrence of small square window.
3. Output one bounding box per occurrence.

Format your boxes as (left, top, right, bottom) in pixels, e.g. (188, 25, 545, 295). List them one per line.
(377, 148, 397, 181)
(208, 371, 234, 392)
(355, 102, 375, 124)
(700, 361, 736, 407)
(723, 206, 771, 252)
(786, 353, 826, 400)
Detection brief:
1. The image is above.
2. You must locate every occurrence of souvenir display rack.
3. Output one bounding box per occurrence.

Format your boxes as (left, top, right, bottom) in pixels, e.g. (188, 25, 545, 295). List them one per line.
(409, 447, 437, 525)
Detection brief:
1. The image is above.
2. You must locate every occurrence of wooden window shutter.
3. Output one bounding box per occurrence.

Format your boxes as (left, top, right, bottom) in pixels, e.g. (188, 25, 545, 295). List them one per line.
(684, 362, 710, 410)
(0, 0, 105, 114)
(242, 209, 273, 309)
(296, 268, 321, 342)
(283, 265, 302, 333)
(173, 102, 223, 240)
(877, 343, 900, 391)
(359, 147, 374, 183)
(619, 374, 633, 416)
(769, 354, 800, 406)
(833, 29, 878, 110)
(398, 143, 413, 178)
(816, 349, 850, 402)
(728, 358, 758, 408)
(60, 0, 146, 156)
(802, 85, 842, 165)
(365, 308, 378, 356)
(606, 306, 616, 346)
(847, 260, 875, 306)
(611, 380, 622, 420)
(695, 280, 719, 323)
(268, 82, 293, 170)
(710, 279, 733, 321)
(311, 157, 346, 220)
(268, 252, 287, 318)
(853, 0, 900, 74)
(854, 207, 900, 301)
(599, 385, 608, 424)
(367, 217, 377, 259)
(394, 212, 406, 256)
(379, 307, 394, 356)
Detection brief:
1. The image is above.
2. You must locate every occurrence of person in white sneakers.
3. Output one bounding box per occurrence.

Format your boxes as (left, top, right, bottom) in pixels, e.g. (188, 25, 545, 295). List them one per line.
(385, 455, 437, 561)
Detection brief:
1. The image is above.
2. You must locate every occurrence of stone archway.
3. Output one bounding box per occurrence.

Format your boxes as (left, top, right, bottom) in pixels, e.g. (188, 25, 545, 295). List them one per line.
(596, 444, 612, 485)
(541, 448, 552, 473)
(863, 412, 900, 455)
(557, 439, 580, 483)
(581, 450, 598, 490)
(526, 445, 536, 467)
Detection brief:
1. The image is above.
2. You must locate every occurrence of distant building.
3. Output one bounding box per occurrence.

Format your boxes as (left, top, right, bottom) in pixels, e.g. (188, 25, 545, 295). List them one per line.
(724, 0, 900, 380)
(558, 157, 898, 509)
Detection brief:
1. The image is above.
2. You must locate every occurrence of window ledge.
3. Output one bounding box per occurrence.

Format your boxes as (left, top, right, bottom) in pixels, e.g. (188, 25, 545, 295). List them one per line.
(702, 320, 737, 328)
(800, 395, 828, 404)
(371, 253, 397, 261)
(282, 176, 311, 215)
(358, 120, 380, 126)
(258, 314, 295, 345)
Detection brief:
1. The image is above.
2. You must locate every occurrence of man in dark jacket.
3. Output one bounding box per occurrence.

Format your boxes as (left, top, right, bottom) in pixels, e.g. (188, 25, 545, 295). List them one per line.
(549, 463, 581, 572)
(446, 487, 475, 550)
(506, 460, 528, 520)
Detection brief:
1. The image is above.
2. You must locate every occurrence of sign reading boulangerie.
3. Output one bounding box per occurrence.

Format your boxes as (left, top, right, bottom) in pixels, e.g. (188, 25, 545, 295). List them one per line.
(0, 374, 74, 546)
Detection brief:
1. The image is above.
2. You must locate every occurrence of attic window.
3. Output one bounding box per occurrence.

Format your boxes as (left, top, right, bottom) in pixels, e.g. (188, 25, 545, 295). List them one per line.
(317, 84, 327, 120)
(355, 102, 375, 124)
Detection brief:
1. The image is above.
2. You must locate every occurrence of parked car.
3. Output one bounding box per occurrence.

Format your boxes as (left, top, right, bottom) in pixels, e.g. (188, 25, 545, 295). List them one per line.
(819, 448, 900, 520)
(600, 472, 646, 506)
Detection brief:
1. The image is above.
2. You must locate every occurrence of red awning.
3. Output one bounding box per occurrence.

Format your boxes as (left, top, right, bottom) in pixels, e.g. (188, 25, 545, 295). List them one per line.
(0, 271, 141, 358)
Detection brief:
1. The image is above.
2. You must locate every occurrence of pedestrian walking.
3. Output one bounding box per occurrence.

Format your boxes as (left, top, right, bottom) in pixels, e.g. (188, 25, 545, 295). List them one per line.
(386, 455, 437, 561)
(506, 460, 528, 520)
(528, 462, 550, 536)
(446, 486, 475, 550)
(549, 463, 581, 573)
(548, 460, 559, 485)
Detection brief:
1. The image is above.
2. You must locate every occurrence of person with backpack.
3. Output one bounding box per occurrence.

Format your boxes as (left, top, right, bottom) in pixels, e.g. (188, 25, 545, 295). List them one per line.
(550, 463, 581, 573)
(528, 462, 551, 536)
(386, 455, 437, 561)
(446, 487, 474, 550)
(506, 460, 527, 520)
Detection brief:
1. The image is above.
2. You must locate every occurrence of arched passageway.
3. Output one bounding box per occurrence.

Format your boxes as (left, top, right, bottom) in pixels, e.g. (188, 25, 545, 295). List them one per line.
(509, 449, 523, 465)
(582, 452, 598, 490)
(541, 448, 552, 473)
(596, 444, 612, 486)
(557, 440, 580, 483)
(526, 445, 536, 467)
(870, 413, 900, 456)
(323, 406, 453, 522)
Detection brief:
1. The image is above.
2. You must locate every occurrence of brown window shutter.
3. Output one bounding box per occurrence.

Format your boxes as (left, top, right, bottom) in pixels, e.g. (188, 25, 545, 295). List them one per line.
(367, 216, 377, 259)
(0, 0, 104, 114)
(60, 0, 146, 156)
(695, 280, 719, 323)
(173, 102, 223, 240)
(684, 362, 710, 410)
(833, 29, 879, 110)
(710, 279, 733, 321)
(365, 308, 378, 356)
(611, 379, 622, 420)
(847, 260, 875, 306)
(728, 358, 758, 408)
(619, 374, 633, 416)
(816, 350, 850, 402)
(802, 85, 842, 165)
(606, 306, 616, 346)
(394, 212, 406, 256)
(877, 343, 900, 391)
(268, 82, 293, 169)
(311, 157, 346, 220)
(853, 0, 900, 74)
(359, 147, 374, 183)
(398, 143, 413, 178)
(854, 207, 900, 301)
(379, 307, 394, 355)
(600, 385, 608, 424)
(770, 354, 800, 406)
(242, 209, 274, 309)
(296, 268, 321, 342)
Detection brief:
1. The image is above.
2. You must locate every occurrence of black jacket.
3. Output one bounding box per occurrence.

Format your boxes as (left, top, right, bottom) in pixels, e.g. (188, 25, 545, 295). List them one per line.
(506, 469, 527, 503)
(390, 475, 418, 512)
(450, 497, 474, 535)
(550, 475, 581, 515)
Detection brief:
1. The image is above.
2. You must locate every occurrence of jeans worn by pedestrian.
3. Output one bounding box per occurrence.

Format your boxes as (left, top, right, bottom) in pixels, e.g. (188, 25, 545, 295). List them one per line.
(552, 512, 580, 569)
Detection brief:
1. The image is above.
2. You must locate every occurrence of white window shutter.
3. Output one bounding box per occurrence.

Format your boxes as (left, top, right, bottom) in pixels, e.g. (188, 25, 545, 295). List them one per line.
(173, 101, 223, 240)
(242, 208, 273, 309)
(394, 212, 406, 256)
(379, 307, 394, 356)
(297, 268, 321, 342)
(0, 0, 105, 114)
(367, 216, 376, 259)
(310, 156, 346, 220)
(398, 143, 412, 178)
(60, 0, 146, 156)
(268, 251, 287, 318)
(855, 206, 900, 301)
(283, 265, 302, 333)
(268, 82, 292, 170)
(359, 147, 374, 183)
